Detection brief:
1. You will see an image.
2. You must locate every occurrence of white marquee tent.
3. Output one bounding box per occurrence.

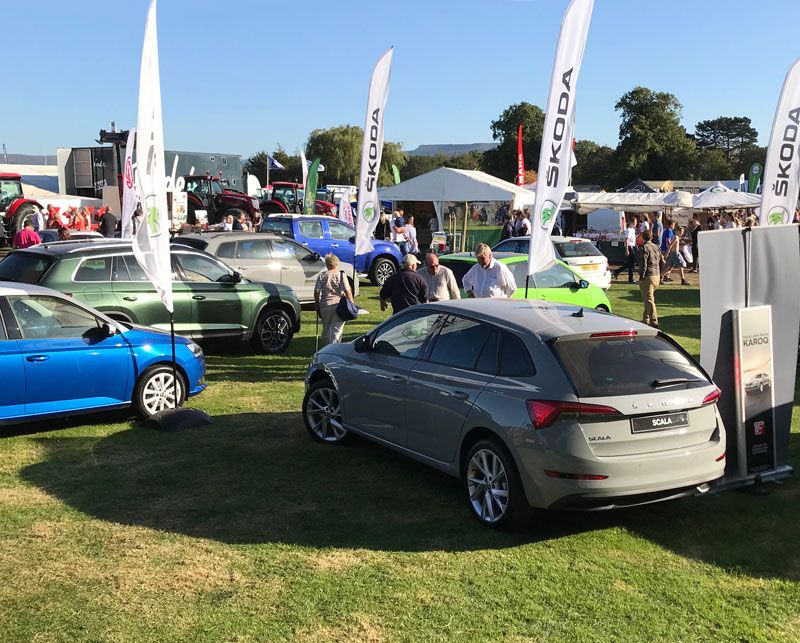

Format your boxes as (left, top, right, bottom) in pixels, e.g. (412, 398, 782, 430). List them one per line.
(378, 167, 536, 229)
(572, 190, 693, 213)
(692, 181, 761, 210)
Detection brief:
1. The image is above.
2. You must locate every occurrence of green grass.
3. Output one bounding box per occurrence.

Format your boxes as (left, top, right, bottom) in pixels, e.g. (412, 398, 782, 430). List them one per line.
(0, 283, 798, 641)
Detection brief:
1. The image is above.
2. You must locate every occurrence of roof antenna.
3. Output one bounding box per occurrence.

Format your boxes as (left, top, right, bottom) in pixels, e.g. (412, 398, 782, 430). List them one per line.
(571, 307, 584, 318)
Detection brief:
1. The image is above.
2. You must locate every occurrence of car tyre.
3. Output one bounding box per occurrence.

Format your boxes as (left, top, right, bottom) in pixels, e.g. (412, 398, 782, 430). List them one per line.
(464, 439, 527, 529)
(134, 364, 186, 418)
(252, 308, 293, 354)
(595, 304, 610, 313)
(303, 379, 348, 443)
(369, 257, 396, 286)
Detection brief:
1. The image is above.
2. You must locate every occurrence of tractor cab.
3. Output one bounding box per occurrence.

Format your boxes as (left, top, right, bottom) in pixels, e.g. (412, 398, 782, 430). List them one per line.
(0, 174, 24, 213)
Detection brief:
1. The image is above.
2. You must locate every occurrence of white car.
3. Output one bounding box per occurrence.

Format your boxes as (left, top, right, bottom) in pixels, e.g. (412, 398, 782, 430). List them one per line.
(492, 236, 612, 290)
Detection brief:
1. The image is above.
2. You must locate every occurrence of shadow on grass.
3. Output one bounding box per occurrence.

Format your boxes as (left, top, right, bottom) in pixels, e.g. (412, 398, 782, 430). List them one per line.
(19, 411, 800, 577)
(20, 411, 616, 552)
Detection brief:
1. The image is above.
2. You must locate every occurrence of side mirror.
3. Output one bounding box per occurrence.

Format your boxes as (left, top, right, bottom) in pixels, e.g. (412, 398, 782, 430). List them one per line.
(232, 270, 243, 283)
(348, 236, 355, 244)
(353, 335, 371, 353)
(579, 279, 589, 289)
(311, 252, 321, 262)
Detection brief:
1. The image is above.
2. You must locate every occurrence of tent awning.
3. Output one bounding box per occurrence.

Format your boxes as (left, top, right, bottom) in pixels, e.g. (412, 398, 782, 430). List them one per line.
(692, 181, 761, 210)
(572, 190, 693, 214)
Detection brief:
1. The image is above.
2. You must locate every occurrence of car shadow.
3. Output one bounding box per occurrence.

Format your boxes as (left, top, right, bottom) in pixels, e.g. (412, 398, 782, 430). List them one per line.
(19, 411, 800, 577)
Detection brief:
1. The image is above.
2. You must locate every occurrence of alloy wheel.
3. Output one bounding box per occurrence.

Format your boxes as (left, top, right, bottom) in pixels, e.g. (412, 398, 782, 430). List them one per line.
(305, 386, 347, 442)
(260, 314, 290, 352)
(466, 448, 509, 524)
(375, 261, 395, 285)
(142, 371, 182, 415)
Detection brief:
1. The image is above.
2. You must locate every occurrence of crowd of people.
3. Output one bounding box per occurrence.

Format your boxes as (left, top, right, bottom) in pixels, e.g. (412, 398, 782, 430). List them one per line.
(11, 204, 119, 249)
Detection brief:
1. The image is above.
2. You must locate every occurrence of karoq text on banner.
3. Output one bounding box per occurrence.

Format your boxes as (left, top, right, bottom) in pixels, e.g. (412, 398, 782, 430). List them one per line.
(120, 128, 137, 238)
(527, 0, 594, 276)
(760, 56, 800, 225)
(132, 0, 173, 314)
(355, 46, 394, 256)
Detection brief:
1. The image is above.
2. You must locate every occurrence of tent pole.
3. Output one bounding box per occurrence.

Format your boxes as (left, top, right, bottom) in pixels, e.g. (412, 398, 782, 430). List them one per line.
(524, 274, 530, 299)
(461, 201, 468, 252)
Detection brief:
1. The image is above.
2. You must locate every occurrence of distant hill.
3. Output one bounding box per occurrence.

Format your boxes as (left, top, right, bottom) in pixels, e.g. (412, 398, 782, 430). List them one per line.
(1, 153, 56, 165)
(405, 143, 497, 157)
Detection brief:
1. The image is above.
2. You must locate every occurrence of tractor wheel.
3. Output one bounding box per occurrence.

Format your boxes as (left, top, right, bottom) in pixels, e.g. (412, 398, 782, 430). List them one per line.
(12, 204, 39, 233)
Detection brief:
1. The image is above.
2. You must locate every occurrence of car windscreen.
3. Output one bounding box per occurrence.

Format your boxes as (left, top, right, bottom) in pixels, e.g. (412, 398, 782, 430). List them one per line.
(260, 219, 292, 235)
(554, 241, 604, 258)
(552, 334, 710, 397)
(0, 253, 54, 284)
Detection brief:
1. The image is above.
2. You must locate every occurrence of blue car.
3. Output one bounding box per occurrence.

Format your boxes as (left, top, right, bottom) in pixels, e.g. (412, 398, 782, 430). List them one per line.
(0, 282, 206, 423)
(260, 214, 402, 286)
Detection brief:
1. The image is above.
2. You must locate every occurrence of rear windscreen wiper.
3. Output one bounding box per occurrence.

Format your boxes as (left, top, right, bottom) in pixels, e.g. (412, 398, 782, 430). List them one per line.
(650, 378, 702, 388)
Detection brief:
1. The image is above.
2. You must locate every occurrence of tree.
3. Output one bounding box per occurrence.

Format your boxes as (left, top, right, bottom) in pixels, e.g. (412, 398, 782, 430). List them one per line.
(571, 140, 614, 189)
(243, 151, 271, 186)
(611, 86, 697, 186)
(481, 102, 545, 181)
(244, 147, 302, 185)
(692, 148, 733, 180)
(694, 116, 758, 164)
(735, 144, 767, 178)
(402, 151, 483, 181)
(305, 125, 406, 186)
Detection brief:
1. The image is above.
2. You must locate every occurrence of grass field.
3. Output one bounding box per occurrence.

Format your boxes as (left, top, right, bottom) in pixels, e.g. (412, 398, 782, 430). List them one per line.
(1, 283, 798, 642)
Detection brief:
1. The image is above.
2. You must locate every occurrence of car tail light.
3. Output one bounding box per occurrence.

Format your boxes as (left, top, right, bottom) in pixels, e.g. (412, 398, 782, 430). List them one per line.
(526, 400, 620, 429)
(716, 452, 726, 462)
(544, 470, 608, 480)
(590, 330, 637, 338)
(702, 387, 721, 405)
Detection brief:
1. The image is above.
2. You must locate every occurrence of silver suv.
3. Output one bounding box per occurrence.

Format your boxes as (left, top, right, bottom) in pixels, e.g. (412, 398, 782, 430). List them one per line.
(303, 299, 726, 528)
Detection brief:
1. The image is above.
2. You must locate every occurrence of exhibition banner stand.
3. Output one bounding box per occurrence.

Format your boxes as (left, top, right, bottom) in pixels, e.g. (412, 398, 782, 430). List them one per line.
(699, 225, 798, 489)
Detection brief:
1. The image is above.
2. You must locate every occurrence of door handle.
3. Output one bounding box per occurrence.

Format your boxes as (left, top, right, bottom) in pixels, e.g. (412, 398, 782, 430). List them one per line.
(192, 295, 206, 300)
(26, 355, 49, 363)
(281, 266, 292, 270)
(450, 391, 469, 401)
(123, 296, 137, 301)
(390, 375, 406, 384)
(330, 243, 339, 248)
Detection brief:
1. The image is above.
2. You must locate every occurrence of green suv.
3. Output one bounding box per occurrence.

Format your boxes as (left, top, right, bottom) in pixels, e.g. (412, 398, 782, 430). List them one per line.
(0, 240, 302, 354)
(438, 252, 612, 311)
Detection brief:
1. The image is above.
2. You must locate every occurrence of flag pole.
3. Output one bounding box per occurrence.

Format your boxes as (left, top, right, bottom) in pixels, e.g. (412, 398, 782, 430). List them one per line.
(170, 312, 178, 407)
(525, 274, 530, 299)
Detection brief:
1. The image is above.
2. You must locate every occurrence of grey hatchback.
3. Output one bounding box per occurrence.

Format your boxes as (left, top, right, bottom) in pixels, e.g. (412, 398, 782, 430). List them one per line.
(303, 299, 726, 528)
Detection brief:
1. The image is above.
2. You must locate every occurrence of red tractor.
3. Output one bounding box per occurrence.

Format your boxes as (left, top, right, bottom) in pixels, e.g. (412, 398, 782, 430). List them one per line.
(0, 173, 44, 239)
(184, 175, 261, 226)
(260, 181, 336, 216)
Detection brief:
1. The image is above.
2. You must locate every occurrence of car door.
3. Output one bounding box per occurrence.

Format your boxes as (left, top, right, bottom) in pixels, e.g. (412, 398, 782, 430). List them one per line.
(296, 218, 328, 256)
(337, 310, 442, 447)
(529, 262, 588, 306)
(223, 238, 285, 286)
(267, 237, 322, 304)
(406, 316, 498, 462)
(172, 251, 247, 338)
(110, 254, 193, 334)
(4, 294, 132, 415)
(325, 220, 356, 266)
(0, 305, 25, 420)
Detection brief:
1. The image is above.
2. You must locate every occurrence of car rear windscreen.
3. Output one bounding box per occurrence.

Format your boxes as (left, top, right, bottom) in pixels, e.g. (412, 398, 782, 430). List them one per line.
(554, 241, 604, 258)
(552, 335, 709, 397)
(0, 253, 54, 284)
(261, 219, 293, 235)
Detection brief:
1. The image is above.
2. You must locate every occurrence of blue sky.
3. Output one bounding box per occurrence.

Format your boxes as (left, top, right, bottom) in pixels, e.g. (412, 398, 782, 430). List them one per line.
(4, 0, 799, 159)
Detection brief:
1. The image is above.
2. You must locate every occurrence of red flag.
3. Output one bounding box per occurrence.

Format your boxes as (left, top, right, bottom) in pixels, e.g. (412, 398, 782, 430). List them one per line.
(516, 124, 525, 186)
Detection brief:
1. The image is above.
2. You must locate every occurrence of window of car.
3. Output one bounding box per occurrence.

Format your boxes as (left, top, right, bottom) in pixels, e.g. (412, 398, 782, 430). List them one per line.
(269, 238, 313, 261)
(0, 253, 54, 285)
(328, 221, 353, 241)
(260, 218, 292, 236)
(494, 240, 527, 253)
(74, 257, 112, 282)
(217, 242, 235, 258)
(371, 311, 442, 359)
(298, 220, 324, 239)
(174, 253, 231, 283)
(552, 335, 708, 397)
(498, 332, 535, 377)
(554, 241, 604, 258)
(531, 262, 577, 289)
(235, 240, 270, 260)
(9, 295, 102, 340)
(427, 316, 498, 371)
(115, 255, 151, 281)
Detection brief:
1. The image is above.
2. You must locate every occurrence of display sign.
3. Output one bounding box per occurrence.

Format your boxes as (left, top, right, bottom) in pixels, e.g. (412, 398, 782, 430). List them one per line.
(171, 191, 188, 228)
(732, 305, 777, 474)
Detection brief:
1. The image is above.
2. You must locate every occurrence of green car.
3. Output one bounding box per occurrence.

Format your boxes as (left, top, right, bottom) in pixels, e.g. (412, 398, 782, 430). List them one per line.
(438, 252, 612, 311)
(0, 240, 302, 354)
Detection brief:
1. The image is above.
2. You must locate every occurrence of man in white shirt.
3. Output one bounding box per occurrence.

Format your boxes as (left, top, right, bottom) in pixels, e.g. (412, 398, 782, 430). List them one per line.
(613, 218, 638, 283)
(519, 210, 532, 236)
(462, 244, 517, 298)
(420, 251, 460, 301)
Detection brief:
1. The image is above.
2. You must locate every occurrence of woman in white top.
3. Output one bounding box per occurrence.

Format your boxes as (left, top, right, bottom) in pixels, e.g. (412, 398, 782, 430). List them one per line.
(406, 215, 419, 255)
(639, 214, 650, 234)
(314, 254, 354, 346)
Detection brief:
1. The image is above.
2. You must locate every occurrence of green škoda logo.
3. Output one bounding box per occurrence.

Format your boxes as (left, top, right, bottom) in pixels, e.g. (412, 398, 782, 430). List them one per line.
(540, 200, 558, 229)
(363, 200, 376, 223)
(769, 208, 786, 225)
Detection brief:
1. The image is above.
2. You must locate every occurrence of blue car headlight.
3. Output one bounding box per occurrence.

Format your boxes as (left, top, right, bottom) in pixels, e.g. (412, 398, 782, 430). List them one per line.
(187, 341, 203, 359)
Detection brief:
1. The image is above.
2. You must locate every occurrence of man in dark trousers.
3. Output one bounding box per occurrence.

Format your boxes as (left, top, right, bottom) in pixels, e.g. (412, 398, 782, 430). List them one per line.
(379, 254, 429, 314)
(99, 207, 118, 237)
(613, 218, 638, 283)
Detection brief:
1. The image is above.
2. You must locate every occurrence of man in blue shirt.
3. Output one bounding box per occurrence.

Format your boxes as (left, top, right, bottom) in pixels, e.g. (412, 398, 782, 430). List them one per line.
(652, 213, 663, 247)
(660, 219, 675, 254)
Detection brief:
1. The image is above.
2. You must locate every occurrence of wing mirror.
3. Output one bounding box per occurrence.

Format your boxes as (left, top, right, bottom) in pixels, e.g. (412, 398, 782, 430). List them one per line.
(353, 335, 371, 353)
(310, 252, 321, 262)
(579, 279, 589, 289)
(348, 236, 356, 244)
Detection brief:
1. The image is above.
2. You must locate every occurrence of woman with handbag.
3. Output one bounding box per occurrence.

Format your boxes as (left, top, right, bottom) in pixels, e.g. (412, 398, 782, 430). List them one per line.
(314, 253, 354, 347)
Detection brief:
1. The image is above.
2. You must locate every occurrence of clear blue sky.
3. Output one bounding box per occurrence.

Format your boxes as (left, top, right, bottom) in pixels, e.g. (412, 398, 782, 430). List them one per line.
(4, 0, 799, 159)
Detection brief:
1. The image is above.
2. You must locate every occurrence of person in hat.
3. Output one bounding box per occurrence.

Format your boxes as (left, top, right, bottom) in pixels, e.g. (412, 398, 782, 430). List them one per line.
(379, 254, 429, 314)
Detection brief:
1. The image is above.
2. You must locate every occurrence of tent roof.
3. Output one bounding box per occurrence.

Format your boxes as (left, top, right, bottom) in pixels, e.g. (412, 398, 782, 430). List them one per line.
(618, 178, 655, 193)
(378, 167, 534, 206)
(692, 181, 761, 210)
(573, 190, 693, 213)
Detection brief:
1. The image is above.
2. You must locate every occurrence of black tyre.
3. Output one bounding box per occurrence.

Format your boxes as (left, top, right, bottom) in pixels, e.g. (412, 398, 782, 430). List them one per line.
(134, 364, 186, 418)
(595, 304, 610, 313)
(302, 379, 348, 443)
(369, 257, 396, 286)
(12, 204, 38, 233)
(251, 308, 293, 354)
(464, 439, 528, 529)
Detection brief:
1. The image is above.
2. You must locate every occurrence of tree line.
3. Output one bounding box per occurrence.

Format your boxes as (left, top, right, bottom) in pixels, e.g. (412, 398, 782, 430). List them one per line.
(245, 85, 764, 191)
